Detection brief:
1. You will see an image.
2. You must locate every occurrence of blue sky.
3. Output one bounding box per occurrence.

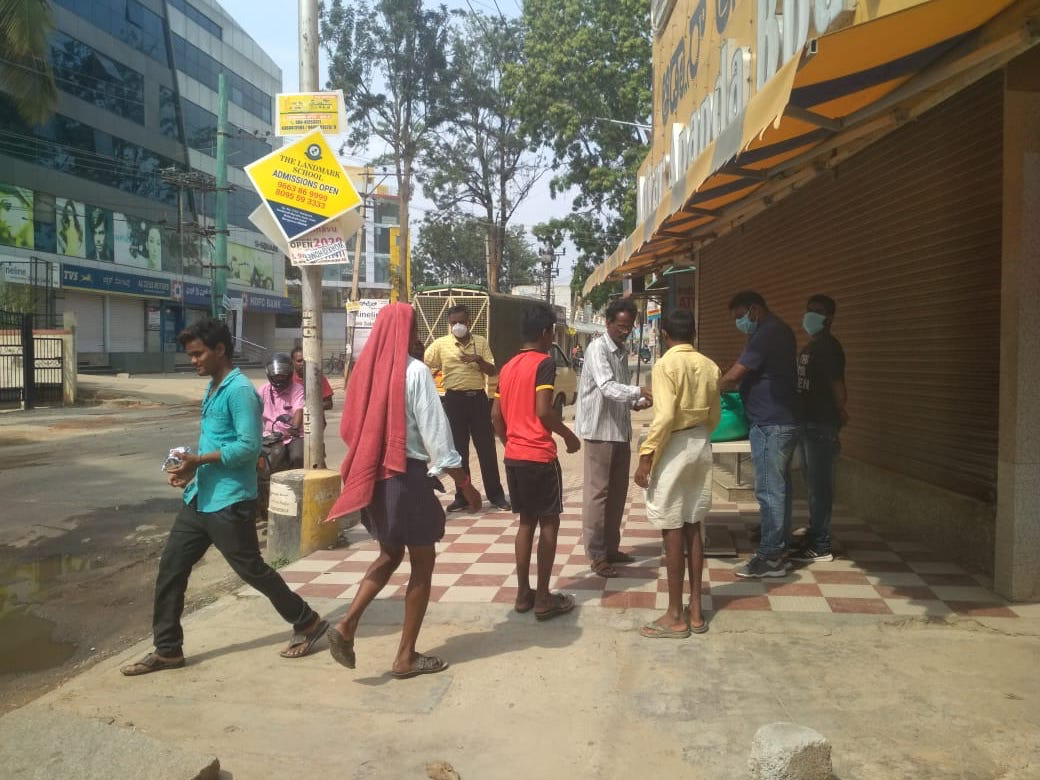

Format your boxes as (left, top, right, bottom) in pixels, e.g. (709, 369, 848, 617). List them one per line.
(215, 0, 575, 276)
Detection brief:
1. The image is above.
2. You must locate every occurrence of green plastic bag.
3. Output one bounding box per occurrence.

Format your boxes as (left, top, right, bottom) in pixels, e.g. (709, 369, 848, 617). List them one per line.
(711, 392, 749, 442)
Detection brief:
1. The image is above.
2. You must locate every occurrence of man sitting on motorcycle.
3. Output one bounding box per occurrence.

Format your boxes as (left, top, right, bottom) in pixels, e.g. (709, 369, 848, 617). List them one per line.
(260, 352, 304, 470)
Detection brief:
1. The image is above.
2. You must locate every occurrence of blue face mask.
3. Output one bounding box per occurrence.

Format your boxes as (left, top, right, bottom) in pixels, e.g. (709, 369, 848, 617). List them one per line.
(803, 311, 827, 335)
(735, 312, 758, 335)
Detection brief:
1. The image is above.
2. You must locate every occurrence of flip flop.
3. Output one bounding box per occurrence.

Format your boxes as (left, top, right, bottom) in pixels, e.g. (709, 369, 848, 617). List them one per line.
(392, 653, 449, 679)
(327, 626, 356, 668)
(591, 559, 618, 578)
(280, 618, 329, 659)
(684, 605, 709, 634)
(639, 622, 692, 639)
(120, 652, 185, 676)
(535, 592, 575, 622)
(514, 591, 535, 614)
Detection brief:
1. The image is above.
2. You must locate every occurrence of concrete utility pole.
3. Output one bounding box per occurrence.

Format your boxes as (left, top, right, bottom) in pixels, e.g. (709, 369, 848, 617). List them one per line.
(540, 243, 558, 303)
(299, 0, 325, 469)
(214, 73, 229, 321)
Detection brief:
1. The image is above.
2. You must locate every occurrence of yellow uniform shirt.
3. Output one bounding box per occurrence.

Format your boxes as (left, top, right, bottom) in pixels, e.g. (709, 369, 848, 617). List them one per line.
(424, 333, 496, 392)
(640, 343, 722, 458)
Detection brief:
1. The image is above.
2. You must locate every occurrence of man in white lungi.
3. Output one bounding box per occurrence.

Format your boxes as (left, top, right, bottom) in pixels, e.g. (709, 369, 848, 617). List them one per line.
(633, 309, 720, 637)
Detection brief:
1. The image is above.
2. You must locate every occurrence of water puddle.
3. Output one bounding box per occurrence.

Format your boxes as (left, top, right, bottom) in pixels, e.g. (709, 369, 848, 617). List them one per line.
(0, 554, 93, 674)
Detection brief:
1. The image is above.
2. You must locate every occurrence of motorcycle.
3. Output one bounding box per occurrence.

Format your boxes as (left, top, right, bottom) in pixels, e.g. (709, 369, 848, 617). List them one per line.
(257, 413, 303, 520)
(638, 345, 652, 364)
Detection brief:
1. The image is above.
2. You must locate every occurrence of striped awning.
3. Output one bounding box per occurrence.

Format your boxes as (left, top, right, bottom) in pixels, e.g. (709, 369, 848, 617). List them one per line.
(584, 0, 1037, 296)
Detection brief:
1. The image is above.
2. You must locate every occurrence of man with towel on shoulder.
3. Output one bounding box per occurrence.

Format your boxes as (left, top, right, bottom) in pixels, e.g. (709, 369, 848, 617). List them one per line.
(325, 303, 480, 679)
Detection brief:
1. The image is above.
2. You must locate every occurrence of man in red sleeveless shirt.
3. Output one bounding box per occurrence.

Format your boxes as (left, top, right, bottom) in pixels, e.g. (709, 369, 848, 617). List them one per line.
(492, 302, 581, 621)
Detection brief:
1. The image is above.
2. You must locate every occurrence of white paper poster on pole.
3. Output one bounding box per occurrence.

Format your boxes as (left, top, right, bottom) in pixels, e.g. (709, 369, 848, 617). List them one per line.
(346, 298, 390, 358)
(288, 209, 363, 266)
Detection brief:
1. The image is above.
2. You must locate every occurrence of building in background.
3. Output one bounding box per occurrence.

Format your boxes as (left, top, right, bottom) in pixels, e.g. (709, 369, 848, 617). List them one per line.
(0, 0, 291, 372)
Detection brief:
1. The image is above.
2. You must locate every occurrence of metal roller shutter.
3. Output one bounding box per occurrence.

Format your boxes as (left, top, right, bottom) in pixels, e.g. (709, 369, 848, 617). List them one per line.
(108, 297, 145, 352)
(61, 292, 104, 353)
(695, 73, 1002, 502)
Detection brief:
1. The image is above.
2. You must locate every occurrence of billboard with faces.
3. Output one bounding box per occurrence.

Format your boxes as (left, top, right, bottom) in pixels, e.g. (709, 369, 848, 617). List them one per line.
(0, 184, 34, 249)
(84, 205, 114, 262)
(114, 214, 162, 270)
(56, 198, 88, 258)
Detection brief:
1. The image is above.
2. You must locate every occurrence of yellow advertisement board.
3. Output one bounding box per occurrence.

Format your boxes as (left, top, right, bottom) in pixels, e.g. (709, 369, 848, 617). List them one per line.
(275, 91, 348, 137)
(245, 129, 362, 243)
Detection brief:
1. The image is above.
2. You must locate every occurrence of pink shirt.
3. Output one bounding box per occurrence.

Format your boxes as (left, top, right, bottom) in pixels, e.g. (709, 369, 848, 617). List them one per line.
(260, 381, 304, 443)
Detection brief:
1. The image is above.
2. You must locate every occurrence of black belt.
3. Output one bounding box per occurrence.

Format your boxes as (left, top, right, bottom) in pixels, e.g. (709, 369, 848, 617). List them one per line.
(445, 389, 485, 397)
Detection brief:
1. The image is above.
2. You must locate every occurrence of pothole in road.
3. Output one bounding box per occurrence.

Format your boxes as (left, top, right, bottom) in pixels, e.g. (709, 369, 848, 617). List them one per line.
(0, 554, 95, 673)
(0, 608, 76, 673)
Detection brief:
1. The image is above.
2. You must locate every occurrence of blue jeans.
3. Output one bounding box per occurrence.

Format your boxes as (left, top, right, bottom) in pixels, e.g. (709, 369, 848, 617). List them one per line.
(749, 424, 799, 558)
(799, 423, 841, 554)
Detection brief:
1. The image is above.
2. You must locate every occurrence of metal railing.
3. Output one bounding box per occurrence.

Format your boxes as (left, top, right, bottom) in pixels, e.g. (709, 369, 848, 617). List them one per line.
(234, 336, 269, 365)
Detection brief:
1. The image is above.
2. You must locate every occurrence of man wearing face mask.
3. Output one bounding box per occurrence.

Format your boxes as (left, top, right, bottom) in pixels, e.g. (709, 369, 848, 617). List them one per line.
(790, 295, 847, 564)
(719, 291, 799, 578)
(424, 304, 509, 512)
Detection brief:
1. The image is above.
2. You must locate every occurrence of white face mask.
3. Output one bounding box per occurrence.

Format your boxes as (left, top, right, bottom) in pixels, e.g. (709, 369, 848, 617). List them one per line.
(451, 323, 469, 339)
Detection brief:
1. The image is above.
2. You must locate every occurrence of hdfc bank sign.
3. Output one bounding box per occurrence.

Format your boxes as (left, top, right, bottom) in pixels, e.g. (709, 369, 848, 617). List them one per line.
(638, 0, 854, 224)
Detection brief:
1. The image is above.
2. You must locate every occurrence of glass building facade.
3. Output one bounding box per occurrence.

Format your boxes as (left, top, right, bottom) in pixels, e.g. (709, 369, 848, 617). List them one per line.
(0, 0, 289, 363)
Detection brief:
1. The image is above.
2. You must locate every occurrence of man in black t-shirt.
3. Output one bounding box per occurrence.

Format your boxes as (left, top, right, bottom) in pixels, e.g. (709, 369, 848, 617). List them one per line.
(790, 294, 848, 564)
(720, 291, 800, 579)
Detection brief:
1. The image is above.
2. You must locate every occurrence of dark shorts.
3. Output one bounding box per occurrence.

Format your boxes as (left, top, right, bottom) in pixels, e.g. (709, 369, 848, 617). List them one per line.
(362, 459, 446, 548)
(505, 459, 563, 518)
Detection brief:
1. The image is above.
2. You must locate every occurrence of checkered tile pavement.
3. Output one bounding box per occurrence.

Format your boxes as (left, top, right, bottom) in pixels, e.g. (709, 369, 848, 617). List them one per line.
(256, 486, 1033, 619)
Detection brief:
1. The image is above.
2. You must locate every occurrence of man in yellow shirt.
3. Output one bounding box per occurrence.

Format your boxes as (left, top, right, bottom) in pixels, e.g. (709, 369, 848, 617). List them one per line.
(425, 304, 509, 511)
(634, 308, 721, 638)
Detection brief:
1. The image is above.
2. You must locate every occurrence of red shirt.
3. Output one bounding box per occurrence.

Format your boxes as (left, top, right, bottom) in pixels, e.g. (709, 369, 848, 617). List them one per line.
(293, 371, 333, 400)
(496, 349, 556, 463)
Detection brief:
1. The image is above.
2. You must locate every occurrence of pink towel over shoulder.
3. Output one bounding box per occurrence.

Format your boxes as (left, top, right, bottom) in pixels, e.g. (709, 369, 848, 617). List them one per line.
(327, 302, 412, 520)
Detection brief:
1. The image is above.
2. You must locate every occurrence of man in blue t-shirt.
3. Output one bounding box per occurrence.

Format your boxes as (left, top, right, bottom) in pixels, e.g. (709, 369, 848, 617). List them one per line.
(121, 318, 328, 676)
(719, 291, 799, 578)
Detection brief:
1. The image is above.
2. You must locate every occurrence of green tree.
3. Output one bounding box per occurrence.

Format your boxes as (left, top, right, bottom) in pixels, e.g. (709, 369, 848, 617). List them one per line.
(413, 211, 538, 292)
(420, 11, 540, 293)
(321, 0, 454, 300)
(0, 0, 58, 124)
(509, 0, 650, 307)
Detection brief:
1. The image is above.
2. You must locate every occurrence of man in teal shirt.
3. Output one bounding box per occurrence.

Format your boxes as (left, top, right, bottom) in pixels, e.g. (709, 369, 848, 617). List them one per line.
(121, 318, 327, 675)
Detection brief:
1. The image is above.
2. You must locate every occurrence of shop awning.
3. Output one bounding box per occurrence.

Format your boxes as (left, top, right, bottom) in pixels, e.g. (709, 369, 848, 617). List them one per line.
(584, 0, 1039, 296)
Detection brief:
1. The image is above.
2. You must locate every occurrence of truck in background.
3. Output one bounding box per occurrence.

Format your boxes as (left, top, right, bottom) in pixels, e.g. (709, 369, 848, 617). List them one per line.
(413, 285, 579, 413)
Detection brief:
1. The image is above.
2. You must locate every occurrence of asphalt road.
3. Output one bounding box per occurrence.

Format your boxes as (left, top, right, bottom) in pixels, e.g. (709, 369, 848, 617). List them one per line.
(0, 396, 240, 711)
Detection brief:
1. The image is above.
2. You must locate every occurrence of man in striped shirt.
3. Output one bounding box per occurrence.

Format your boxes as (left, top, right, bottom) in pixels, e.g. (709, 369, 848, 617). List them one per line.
(575, 298, 653, 578)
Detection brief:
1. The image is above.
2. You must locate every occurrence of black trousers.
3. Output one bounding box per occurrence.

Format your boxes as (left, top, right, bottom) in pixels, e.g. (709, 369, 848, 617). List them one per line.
(152, 497, 318, 656)
(442, 389, 505, 503)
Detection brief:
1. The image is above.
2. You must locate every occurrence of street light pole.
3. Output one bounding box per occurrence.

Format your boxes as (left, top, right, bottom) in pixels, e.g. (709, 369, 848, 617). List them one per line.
(299, 0, 325, 469)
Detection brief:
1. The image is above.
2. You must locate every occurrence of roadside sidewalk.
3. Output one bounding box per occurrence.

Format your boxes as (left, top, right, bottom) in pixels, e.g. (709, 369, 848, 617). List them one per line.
(3, 376, 1039, 778)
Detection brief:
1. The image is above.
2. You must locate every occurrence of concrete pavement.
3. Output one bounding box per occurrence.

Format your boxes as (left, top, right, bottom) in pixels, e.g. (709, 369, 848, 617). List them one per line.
(2, 371, 1039, 778)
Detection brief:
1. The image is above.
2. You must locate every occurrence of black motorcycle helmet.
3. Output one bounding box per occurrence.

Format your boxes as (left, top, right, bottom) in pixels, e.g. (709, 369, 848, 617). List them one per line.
(265, 352, 294, 390)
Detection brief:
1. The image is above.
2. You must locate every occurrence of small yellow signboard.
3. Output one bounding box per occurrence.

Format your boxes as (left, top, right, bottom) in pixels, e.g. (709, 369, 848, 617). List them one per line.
(275, 91, 347, 137)
(245, 130, 362, 243)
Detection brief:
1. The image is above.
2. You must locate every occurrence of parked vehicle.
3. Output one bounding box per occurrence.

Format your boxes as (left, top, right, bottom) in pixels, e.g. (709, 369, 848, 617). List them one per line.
(413, 285, 579, 410)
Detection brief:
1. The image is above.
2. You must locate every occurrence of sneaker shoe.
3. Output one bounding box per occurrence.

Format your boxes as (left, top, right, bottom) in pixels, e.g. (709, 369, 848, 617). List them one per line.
(489, 497, 511, 511)
(445, 499, 470, 513)
(735, 555, 790, 579)
(788, 547, 834, 563)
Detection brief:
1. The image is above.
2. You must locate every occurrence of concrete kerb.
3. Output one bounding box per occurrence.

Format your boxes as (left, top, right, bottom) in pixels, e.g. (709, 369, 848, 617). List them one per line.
(266, 468, 347, 563)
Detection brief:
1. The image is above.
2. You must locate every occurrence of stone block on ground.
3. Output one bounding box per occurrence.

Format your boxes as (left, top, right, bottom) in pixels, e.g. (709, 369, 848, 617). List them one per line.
(0, 707, 220, 780)
(748, 722, 832, 780)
